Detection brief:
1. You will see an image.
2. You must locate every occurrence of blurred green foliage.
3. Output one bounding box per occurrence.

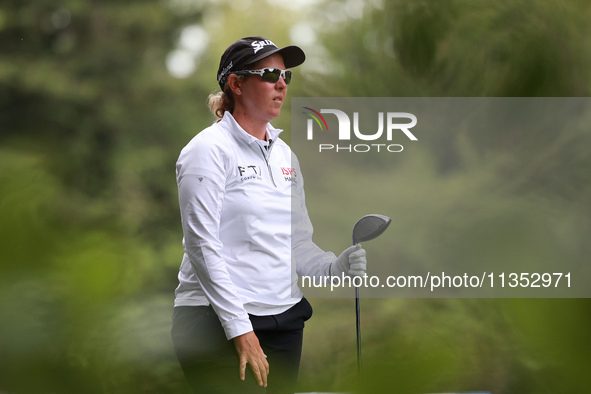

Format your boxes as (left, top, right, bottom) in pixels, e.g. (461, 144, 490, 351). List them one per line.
(1, 0, 590, 393)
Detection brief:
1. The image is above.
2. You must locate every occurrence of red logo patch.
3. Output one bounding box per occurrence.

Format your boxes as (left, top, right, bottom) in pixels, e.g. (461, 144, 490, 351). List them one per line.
(280, 167, 297, 177)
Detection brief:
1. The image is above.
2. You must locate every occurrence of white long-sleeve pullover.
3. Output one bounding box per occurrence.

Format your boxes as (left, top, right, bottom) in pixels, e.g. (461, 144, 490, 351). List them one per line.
(174, 112, 335, 340)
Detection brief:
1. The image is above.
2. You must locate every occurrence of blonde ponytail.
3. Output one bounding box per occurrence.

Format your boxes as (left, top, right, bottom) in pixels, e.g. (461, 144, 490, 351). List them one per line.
(207, 76, 245, 120)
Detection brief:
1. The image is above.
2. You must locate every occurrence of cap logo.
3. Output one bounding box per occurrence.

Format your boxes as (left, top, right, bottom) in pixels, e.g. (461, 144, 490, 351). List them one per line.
(251, 39, 277, 54)
(218, 61, 233, 82)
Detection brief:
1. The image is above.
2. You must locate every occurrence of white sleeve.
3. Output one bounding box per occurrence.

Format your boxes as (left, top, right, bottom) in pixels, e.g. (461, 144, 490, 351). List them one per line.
(177, 142, 253, 340)
(291, 154, 337, 278)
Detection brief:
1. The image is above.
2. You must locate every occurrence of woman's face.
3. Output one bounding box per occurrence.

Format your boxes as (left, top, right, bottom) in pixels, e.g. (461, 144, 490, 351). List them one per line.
(236, 53, 288, 125)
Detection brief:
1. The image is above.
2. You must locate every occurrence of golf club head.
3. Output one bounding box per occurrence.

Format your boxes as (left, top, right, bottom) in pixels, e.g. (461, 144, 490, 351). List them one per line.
(352, 214, 392, 245)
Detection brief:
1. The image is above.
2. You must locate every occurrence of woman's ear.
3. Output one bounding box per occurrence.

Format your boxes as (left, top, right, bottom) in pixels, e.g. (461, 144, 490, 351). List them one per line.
(227, 74, 242, 96)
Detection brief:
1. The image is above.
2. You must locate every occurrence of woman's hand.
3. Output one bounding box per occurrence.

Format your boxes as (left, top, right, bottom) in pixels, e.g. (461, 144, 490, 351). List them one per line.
(332, 244, 367, 277)
(233, 331, 269, 387)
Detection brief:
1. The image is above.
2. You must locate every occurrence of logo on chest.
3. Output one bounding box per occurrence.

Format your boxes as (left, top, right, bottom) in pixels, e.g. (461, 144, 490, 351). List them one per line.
(237, 165, 262, 181)
(236, 165, 297, 183)
(280, 167, 297, 183)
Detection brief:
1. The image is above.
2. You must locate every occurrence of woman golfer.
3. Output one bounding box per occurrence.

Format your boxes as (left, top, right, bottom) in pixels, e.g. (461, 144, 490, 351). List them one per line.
(171, 36, 366, 394)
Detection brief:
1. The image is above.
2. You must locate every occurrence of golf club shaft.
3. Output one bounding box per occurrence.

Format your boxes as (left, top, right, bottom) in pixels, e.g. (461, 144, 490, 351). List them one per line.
(351, 214, 391, 378)
(355, 285, 361, 374)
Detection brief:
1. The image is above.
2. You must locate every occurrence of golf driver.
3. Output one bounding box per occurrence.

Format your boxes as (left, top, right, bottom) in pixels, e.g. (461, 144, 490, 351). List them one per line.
(352, 214, 391, 374)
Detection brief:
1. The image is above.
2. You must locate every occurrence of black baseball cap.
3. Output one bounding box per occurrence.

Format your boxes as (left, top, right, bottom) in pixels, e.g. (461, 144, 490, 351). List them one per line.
(217, 36, 306, 89)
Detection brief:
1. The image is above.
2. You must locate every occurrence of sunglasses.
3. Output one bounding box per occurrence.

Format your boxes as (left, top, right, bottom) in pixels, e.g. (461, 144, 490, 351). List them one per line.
(233, 68, 293, 84)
